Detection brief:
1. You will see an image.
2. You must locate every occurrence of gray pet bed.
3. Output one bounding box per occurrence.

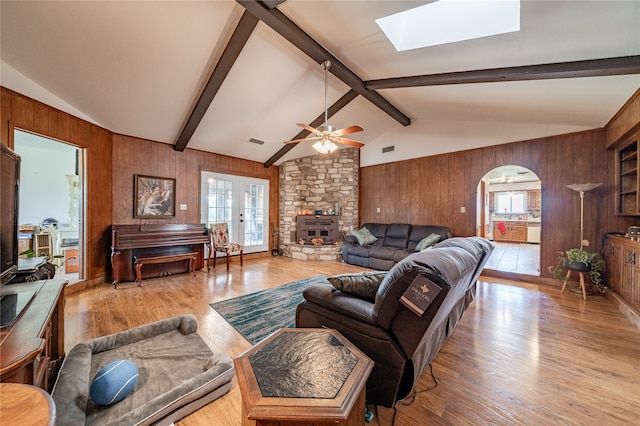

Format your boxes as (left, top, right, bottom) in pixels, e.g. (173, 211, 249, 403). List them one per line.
(52, 315, 234, 426)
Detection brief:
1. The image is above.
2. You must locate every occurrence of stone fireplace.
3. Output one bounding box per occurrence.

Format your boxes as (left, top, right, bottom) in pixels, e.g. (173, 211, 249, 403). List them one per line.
(278, 148, 359, 260)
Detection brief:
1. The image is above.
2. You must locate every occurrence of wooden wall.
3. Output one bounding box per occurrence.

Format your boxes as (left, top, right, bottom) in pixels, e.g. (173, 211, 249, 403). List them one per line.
(606, 88, 640, 148)
(360, 127, 639, 281)
(1, 87, 279, 286)
(1, 87, 112, 283)
(111, 134, 279, 236)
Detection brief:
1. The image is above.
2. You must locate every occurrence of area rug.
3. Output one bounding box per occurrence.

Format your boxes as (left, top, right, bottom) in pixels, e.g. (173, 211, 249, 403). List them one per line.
(210, 275, 328, 345)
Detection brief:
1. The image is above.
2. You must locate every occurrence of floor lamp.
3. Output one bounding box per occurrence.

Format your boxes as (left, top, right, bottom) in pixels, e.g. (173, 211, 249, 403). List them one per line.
(565, 182, 602, 249)
(563, 183, 604, 299)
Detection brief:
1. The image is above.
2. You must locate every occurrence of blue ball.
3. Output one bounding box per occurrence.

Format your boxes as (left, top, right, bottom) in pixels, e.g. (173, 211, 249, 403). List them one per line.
(90, 359, 139, 405)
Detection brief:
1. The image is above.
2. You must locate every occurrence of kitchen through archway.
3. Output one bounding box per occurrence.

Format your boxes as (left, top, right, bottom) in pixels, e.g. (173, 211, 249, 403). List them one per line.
(477, 165, 541, 276)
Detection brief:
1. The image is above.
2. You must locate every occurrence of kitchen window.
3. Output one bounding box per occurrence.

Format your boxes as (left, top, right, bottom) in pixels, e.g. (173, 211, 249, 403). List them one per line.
(496, 192, 526, 214)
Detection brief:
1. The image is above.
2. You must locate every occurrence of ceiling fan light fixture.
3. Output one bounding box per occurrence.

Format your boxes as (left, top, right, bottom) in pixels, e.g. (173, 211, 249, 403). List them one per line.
(313, 140, 338, 154)
(284, 60, 364, 152)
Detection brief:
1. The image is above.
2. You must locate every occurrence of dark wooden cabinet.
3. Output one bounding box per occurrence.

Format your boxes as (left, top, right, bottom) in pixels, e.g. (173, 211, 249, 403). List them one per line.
(603, 235, 640, 312)
(0, 279, 66, 391)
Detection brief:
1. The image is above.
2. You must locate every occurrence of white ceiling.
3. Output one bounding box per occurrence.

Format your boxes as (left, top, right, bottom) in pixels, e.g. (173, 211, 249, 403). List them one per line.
(2, 1, 639, 167)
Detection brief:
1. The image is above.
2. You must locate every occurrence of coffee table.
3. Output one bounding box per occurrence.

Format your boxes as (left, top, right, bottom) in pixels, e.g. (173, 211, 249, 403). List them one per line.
(234, 328, 373, 426)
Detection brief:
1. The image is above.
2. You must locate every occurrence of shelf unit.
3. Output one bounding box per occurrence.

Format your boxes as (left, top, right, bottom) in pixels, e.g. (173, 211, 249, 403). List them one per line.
(616, 138, 640, 215)
(34, 233, 51, 258)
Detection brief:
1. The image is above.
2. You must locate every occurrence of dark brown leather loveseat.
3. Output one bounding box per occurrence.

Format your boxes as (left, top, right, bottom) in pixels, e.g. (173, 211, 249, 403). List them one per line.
(296, 237, 494, 407)
(342, 223, 453, 270)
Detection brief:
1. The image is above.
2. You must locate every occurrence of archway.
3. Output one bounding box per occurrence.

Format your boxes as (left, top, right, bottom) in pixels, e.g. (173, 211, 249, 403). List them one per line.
(477, 165, 541, 276)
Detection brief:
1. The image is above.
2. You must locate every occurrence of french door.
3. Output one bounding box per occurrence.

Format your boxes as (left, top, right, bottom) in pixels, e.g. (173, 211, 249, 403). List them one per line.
(201, 172, 269, 254)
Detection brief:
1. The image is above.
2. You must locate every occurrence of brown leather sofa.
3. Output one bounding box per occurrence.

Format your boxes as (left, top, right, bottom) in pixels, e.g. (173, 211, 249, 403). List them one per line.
(296, 237, 494, 407)
(342, 223, 453, 270)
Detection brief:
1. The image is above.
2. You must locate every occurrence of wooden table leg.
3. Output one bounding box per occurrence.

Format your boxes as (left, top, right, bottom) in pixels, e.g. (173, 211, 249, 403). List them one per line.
(135, 263, 143, 286)
(578, 272, 587, 301)
(561, 270, 571, 294)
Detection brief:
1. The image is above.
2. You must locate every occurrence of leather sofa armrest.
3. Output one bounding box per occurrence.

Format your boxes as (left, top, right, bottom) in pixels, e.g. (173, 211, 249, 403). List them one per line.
(343, 235, 358, 244)
(302, 284, 378, 326)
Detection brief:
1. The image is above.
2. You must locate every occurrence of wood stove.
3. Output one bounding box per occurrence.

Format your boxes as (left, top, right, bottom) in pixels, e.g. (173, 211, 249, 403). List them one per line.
(296, 215, 339, 244)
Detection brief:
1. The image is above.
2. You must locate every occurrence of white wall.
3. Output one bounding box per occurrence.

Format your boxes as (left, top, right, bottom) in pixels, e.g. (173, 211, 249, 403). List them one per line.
(14, 131, 78, 228)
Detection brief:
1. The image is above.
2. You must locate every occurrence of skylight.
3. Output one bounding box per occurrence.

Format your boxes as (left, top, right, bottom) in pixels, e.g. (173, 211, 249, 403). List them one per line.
(376, 0, 520, 52)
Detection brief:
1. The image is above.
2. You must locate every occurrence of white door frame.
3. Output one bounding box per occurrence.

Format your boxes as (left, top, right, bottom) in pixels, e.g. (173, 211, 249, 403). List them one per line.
(200, 172, 269, 255)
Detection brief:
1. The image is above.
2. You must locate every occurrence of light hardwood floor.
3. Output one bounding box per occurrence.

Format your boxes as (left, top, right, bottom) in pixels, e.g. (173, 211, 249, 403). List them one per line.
(63, 256, 640, 425)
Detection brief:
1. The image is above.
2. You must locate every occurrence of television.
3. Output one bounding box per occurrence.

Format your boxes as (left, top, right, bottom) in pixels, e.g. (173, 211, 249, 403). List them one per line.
(1, 144, 20, 285)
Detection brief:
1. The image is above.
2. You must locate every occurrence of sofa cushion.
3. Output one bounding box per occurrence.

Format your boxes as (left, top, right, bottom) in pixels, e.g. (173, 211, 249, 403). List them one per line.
(351, 227, 378, 245)
(407, 226, 452, 251)
(415, 233, 441, 251)
(382, 223, 412, 249)
(370, 246, 399, 261)
(361, 223, 389, 246)
(327, 271, 387, 302)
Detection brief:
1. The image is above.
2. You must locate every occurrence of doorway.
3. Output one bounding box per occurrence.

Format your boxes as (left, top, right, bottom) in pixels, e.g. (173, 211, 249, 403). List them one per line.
(200, 172, 270, 254)
(477, 165, 541, 276)
(13, 129, 85, 282)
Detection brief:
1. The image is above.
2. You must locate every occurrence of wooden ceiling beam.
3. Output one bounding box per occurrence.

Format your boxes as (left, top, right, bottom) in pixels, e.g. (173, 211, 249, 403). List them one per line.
(264, 89, 358, 168)
(174, 11, 259, 152)
(258, 0, 287, 9)
(365, 55, 640, 89)
(237, 0, 411, 127)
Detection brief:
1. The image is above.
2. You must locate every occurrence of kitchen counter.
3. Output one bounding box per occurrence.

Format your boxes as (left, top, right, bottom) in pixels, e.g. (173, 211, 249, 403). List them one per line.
(491, 218, 541, 223)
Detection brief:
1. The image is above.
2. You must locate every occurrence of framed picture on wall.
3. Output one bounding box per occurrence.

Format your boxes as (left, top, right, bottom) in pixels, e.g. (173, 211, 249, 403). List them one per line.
(134, 175, 176, 218)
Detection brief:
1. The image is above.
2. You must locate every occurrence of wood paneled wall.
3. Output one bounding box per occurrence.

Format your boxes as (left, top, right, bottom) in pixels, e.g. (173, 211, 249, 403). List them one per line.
(1, 87, 278, 286)
(606, 88, 640, 148)
(360, 126, 640, 280)
(111, 134, 279, 235)
(1, 87, 112, 283)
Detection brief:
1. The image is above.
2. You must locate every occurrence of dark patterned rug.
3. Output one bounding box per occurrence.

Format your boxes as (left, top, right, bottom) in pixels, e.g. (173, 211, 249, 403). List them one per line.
(209, 275, 327, 345)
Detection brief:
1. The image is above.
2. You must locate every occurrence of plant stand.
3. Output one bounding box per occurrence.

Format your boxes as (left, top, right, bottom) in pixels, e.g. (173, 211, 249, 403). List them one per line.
(561, 268, 587, 301)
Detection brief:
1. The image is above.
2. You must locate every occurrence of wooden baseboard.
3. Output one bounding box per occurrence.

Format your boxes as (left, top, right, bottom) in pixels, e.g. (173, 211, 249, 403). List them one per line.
(481, 269, 559, 287)
(605, 289, 640, 329)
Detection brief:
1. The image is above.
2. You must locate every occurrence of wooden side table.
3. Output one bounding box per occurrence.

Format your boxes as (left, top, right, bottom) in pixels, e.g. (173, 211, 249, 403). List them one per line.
(0, 383, 55, 425)
(234, 328, 373, 426)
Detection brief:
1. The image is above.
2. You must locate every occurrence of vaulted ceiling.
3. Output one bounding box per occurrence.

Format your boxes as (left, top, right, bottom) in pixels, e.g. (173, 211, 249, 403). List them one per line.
(2, 1, 639, 167)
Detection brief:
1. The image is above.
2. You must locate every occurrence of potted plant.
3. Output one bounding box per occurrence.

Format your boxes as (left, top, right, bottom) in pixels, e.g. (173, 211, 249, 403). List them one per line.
(550, 247, 606, 291)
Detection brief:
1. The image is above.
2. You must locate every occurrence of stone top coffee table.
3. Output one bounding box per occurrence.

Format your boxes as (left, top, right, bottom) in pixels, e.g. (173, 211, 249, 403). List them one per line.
(234, 328, 373, 426)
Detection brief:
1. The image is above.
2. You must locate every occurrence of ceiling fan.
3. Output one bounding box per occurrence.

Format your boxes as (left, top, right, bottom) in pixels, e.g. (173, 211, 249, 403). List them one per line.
(285, 60, 364, 154)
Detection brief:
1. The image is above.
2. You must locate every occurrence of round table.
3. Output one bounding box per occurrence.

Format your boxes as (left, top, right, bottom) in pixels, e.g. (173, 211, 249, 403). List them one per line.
(0, 383, 55, 426)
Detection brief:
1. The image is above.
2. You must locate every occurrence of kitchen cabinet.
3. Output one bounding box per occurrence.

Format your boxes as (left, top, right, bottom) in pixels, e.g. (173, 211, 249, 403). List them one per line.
(603, 235, 640, 312)
(527, 190, 541, 210)
(493, 221, 528, 243)
(616, 135, 640, 215)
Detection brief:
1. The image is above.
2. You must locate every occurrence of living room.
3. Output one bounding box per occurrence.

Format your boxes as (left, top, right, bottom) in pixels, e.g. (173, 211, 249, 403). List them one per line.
(1, 1, 640, 425)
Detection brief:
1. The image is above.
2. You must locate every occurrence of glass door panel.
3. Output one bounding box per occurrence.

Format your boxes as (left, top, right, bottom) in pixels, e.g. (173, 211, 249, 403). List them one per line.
(201, 172, 269, 255)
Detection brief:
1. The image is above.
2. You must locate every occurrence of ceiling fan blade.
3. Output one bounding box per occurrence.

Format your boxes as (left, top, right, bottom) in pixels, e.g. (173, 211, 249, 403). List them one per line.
(284, 136, 322, 144)
(337, 137, 365, 148)
(334, 125, 363, 136)
(297, 123, 321, 135)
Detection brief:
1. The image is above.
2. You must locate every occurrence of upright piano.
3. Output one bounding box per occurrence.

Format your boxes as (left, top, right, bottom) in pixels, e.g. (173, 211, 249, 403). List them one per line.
(111, 224, 209, 286)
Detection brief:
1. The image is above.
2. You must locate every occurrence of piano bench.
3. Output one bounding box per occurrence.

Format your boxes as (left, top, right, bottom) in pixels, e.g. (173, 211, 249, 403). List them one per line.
(132, 252, 197, 287)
